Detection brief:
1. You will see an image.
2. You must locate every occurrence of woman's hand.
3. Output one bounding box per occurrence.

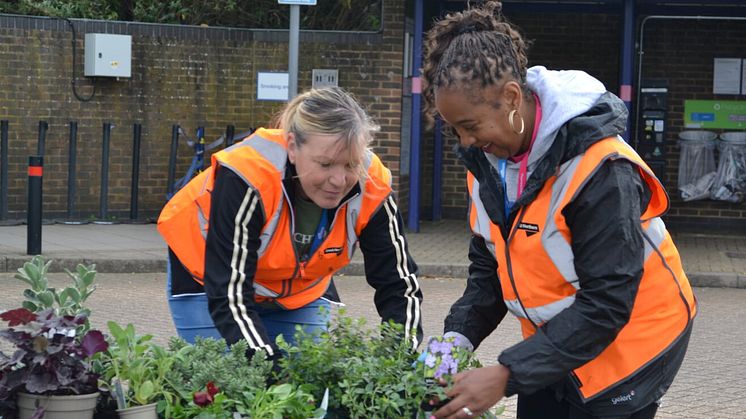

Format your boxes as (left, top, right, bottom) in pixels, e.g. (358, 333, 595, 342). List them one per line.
(431, 364, 510, 418)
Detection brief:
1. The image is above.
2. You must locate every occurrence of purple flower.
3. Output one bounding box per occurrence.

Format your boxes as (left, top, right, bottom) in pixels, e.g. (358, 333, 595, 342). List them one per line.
(425, 353, 437, 368)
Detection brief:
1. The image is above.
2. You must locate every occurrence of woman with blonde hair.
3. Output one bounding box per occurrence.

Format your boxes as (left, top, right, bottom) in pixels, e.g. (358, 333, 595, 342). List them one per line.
(159, 87, 422, 363)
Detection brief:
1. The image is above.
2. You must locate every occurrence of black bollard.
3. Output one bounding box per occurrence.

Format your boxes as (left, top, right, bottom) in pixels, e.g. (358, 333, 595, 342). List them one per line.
(166, 124, 179, 199)
(60, 121, 87, 225)
(225, 124, 235, 147)
(95, 122, 118, 224)
(37, 121, 48, 157)
(129, 123, 143, 222)
(1, 120, 8, 220)
(27, 156, 43, 255)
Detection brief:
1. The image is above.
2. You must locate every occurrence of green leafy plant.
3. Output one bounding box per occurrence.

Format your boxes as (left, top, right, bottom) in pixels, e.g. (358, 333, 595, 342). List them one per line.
(276, 310, 427, 418)
(14, 256, 97, 330)
(93, 322, 175, 411)
(277, 310, 503, 418)
(163, 337, 273, 417)
(237, 383, 324, 419)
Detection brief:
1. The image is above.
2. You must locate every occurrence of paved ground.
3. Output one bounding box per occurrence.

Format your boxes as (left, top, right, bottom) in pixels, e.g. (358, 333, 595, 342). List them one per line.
(0, 272, 744, 418)
(1, 220, 745, 287)
(1, 220, 746, 417)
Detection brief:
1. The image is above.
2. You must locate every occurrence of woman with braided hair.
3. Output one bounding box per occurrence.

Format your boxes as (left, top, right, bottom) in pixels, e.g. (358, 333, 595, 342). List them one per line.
(422, 2, 695, 418)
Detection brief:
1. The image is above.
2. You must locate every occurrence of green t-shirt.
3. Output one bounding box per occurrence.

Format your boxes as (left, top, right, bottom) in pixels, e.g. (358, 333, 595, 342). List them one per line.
(292, 196, 324, 261)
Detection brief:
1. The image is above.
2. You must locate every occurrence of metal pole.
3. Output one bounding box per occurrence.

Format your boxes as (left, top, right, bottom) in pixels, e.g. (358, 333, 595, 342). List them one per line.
(130, 123, 142, 221)
(619, 0, 635, 141)
(1, 120, 8, 220)
(288, 4, 300, 99)
(37, 121, 48, 157)
(407, 0, 424, 232)
(27, 156, 43, 255)
(225, 124, 236, 148)
(167, 124, 179, 199)
(432, 117, 443, 221)
(66, 121, 78, 219)
(98, 122, 112, 221)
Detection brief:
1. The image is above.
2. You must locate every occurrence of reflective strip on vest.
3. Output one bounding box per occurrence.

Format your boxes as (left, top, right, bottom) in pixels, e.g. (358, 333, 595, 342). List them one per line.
(196, 174, 212, 240)
(467, 176, 497, 258)
(218, 135, 287, 257)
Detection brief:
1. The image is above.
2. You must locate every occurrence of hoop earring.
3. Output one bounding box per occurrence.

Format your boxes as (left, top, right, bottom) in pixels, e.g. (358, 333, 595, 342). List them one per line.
(509, 109, 525, 135)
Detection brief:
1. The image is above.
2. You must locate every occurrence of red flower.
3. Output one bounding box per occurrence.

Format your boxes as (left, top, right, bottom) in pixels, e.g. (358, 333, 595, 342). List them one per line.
(193, 391, 213, 407)
(193, 382, 220, 407)
(206, 381, 219, 397)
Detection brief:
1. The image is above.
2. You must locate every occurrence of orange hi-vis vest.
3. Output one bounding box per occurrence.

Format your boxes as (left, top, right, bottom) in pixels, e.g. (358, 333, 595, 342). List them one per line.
(158, 128, 393, 309)
(467, 137, 697, 401)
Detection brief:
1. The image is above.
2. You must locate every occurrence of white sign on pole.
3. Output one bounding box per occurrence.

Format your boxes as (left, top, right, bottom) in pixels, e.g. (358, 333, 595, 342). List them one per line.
(278, 0, 317, 5)
(257, 72, 289, 101)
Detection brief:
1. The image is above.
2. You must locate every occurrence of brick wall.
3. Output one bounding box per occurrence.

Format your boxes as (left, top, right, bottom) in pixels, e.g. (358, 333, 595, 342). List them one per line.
(0, 0, 407, 220)
(639, 18, 746, 229)
(3, 6, 744, 229)
(420, 10, 745, 230)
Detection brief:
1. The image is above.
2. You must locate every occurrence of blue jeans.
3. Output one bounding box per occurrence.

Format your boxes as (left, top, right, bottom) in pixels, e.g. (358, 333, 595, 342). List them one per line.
(166, 260, 330, 346)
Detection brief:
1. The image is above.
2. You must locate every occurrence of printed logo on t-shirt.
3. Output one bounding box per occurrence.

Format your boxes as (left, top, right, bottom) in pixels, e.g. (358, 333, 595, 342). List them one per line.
(293, 232, 313, 245)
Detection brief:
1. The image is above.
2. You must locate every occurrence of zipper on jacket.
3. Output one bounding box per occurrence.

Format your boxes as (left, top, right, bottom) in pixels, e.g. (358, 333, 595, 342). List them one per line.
(281, 183, 300, 297)
(304, 192, 359, 266)
(570, 371, 583, 388)
(504, 207, 541, 331)
(287, 188, 361, 295)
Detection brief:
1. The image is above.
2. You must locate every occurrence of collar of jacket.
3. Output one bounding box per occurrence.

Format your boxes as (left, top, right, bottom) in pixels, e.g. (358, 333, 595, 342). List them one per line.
(457, 91, 628, 233)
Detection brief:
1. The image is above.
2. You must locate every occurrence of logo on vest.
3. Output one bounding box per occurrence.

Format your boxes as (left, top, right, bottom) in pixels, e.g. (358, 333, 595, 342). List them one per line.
(517, 222, 539, 237)
(611, 390, 635, 405)
(324, 246, 344, 255)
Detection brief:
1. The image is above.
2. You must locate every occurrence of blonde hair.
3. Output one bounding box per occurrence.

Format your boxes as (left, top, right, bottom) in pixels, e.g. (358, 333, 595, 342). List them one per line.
(275, 87, 379, 178)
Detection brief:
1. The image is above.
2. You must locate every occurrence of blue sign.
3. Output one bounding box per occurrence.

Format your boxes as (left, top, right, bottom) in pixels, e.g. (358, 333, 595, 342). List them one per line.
(690, 113, 715, 122)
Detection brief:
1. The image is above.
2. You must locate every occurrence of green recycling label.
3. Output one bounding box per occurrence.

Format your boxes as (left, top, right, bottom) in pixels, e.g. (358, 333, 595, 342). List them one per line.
(684, 100, 746, 130)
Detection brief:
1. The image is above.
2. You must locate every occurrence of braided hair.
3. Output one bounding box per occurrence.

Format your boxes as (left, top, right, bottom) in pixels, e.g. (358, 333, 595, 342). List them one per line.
(422, 1, 531, 121)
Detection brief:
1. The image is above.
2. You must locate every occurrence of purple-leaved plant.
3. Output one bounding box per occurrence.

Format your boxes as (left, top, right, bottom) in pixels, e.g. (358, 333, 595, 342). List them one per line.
(0, 307, 108, 401)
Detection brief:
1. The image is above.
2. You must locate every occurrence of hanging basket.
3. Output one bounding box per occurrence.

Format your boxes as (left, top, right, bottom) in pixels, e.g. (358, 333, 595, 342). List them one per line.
(16, 392, 100, 419)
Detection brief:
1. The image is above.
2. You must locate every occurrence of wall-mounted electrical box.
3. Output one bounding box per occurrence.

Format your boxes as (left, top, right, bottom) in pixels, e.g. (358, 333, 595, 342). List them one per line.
(84, 34, 131, 78)
(312, 69, 338, 89)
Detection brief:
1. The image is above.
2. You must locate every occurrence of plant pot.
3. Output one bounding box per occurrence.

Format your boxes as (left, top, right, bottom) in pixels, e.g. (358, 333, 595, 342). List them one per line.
(17, 391, 100, 419)
(116, 402, 158, 419)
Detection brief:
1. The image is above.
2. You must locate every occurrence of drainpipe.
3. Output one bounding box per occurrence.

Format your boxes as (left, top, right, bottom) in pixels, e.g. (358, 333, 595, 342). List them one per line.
(408, 0, 424, 232)
(619, 0, 635, 140)
(634, 15, 746, 147)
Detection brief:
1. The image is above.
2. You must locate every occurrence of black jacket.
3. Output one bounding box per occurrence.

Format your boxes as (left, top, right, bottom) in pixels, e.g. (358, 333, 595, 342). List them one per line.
(444, 92, 691, 415)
